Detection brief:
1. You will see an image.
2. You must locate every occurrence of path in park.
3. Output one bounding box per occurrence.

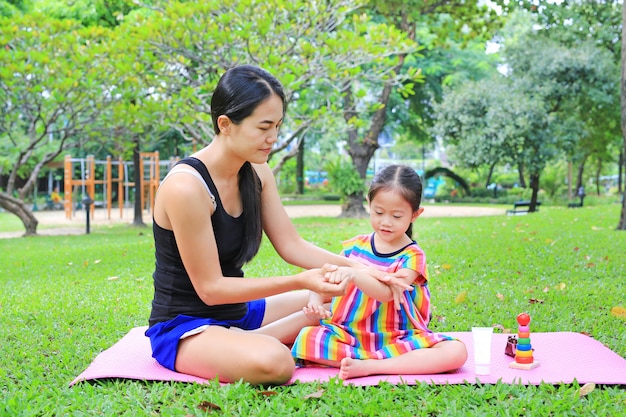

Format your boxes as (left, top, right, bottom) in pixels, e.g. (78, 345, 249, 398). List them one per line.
(0, 204, 505, 239)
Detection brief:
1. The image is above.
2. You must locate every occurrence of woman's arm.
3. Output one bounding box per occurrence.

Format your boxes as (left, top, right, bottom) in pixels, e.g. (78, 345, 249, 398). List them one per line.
(254, 163, 355, 269)
(155, 171, 348, 306)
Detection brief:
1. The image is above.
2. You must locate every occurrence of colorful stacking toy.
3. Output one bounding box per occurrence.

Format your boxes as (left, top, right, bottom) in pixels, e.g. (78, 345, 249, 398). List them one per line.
(509, 312, 540, 370)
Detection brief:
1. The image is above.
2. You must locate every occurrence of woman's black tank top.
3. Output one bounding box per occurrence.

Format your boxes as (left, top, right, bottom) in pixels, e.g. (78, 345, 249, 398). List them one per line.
(148, 157, 248, 327)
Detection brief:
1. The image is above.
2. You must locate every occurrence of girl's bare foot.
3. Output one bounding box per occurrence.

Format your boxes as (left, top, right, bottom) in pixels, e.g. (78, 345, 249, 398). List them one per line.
(338, 357, 371, 380)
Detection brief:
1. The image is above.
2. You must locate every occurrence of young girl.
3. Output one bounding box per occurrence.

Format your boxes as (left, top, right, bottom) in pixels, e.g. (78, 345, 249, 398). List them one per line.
(291, 165, 468, 380)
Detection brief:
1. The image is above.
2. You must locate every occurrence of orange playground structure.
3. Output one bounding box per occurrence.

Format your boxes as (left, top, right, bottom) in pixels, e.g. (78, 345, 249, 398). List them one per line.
(63, 152, 173, 220)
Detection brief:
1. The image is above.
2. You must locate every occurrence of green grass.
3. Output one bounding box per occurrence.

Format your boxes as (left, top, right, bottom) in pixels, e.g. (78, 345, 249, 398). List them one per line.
(1, 205, 625, 416)
(0, 210, 26, 232)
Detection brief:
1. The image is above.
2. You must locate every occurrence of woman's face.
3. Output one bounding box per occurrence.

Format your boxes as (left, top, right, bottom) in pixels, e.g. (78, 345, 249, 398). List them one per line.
(226, 94, 284, 164)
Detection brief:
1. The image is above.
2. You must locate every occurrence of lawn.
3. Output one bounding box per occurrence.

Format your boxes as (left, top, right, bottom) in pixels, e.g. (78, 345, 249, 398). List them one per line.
(0, 204, 625, 416)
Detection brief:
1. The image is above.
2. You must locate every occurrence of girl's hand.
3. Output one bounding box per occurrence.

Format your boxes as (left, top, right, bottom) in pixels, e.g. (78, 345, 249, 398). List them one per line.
(304, 291, 331, 321)
(371, 268, 413, 290)
(324, 266, 355, 284)
(303, 302, 331, 321)
(370, 268, 414, 310)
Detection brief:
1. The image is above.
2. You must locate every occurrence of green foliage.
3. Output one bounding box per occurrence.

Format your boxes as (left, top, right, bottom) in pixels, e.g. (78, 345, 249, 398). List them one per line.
(514, 0, 622, 56)
(502, 9, 620, 169)
(0, 14, 116, 197)
(433, 7, 618, 210)
(325, 158, 365, 198)
(3, 0, 623, 228)
(539, 161, 568, 199)
(0, 205, 625, 415)
(0, 0, 21, 17)
(370, 0, 505, 149)
(433, 74, 548, 174)
(274, 158, 298, 195)
(32, 0, 141, 27)
(120, 0, 417, 147)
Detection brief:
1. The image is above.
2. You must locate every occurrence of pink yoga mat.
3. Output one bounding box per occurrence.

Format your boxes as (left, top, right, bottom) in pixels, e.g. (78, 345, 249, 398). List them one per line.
(70, 326, 626, 386)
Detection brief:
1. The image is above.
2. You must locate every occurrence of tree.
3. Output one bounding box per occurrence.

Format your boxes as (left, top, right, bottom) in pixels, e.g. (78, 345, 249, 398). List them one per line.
(506, 0, 625, 225)
(380, 0, 503, 148)
(617, 0, 626, 230)
(31, 0, 141, 28)
(503, 18, 618, 202)
(335, 0, 503, 217)
(0, 0, 29, 17)
(434, 18, 616, 213)
(94, 23, 178, 227)
(0, 15, 117, 235)
(527, 1, 622, 200)
(122, 0, 417, 216)
(433, 75, 549, 211)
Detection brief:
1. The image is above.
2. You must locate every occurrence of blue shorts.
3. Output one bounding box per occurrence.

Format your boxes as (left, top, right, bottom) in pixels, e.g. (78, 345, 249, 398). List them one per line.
(145, 299, 266, 371)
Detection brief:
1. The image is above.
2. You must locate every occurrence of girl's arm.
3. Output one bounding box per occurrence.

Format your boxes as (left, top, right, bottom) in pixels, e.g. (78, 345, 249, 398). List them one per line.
(255, 163, 358, 269)
(155, 169, 348, 306)
(327, 266, 418, 306)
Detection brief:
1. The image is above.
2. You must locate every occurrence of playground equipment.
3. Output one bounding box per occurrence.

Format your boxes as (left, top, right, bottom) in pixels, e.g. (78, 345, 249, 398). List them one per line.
(424, 167, 470, 196)
(63, 152, 175, 220)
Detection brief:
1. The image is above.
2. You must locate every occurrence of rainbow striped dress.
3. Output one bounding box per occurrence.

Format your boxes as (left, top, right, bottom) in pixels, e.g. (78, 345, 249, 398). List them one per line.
(292, 233, 453, 362)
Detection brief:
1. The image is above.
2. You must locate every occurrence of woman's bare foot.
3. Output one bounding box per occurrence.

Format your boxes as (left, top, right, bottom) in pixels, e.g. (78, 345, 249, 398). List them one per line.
(338, 357, 372, 380)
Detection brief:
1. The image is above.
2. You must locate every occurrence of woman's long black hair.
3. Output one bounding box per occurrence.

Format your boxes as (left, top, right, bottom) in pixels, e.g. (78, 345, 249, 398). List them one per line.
(211, 65, 286, 267)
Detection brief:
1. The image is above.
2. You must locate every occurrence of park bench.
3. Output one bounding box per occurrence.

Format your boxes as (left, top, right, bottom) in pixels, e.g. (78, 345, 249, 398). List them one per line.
(507, 200, 541, 215)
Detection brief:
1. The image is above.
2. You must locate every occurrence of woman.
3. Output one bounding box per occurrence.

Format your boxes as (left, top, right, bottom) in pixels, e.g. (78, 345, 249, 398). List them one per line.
(146, 65, 398, 385)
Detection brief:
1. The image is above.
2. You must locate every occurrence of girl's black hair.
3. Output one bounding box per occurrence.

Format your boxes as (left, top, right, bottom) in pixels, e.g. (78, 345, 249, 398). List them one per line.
(211, 65, 286, 267)
(367, 165, 423, 239)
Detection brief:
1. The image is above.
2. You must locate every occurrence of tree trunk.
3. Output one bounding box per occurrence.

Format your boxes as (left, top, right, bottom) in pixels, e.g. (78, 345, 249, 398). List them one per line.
(567, 161, 573, 199)
(528, 173, 540, 213)
(296, 137, 305, 195)
(337, 11, 414, 218)
(517, 162, 526, 188)
(132, 137, 146, 227)
(340, 193, 368, 219)
(485, 161, 496, 192)
(340, 80, 369, 218)
(618, 149, 623, 194)
(270, 138, 300, 176)
(575, 156, 587, 191)
(342, 153, 374, 217)
(340, 60, 405, 218)
(617, 141, 626, 230)
(595, 160, 602, 196)
(618, 1, 626, 230)
(0, 192, 39, 236)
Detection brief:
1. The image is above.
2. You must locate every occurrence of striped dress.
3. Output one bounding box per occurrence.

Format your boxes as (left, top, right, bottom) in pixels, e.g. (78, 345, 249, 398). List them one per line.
(292, 233, 453, 362)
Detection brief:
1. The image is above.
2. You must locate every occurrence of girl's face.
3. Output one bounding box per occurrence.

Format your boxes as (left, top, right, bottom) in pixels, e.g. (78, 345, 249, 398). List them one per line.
(369, 188, 422, 248)
(219, 93, 284, 164)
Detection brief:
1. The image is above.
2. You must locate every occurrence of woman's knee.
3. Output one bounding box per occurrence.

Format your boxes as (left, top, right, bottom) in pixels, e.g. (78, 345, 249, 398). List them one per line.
(176, 329, 295, 385)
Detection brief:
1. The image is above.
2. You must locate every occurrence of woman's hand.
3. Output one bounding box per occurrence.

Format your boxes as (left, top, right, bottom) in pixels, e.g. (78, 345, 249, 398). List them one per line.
(299, 265, 351, 299)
